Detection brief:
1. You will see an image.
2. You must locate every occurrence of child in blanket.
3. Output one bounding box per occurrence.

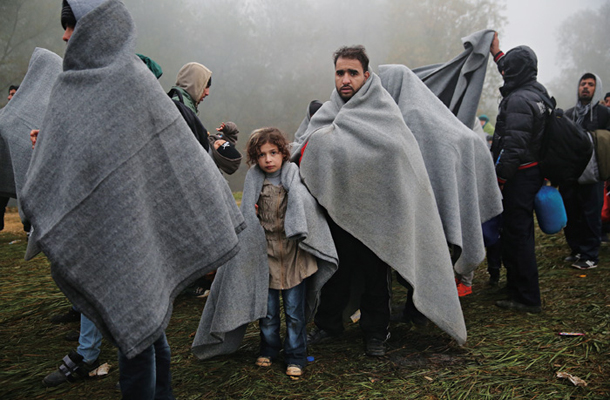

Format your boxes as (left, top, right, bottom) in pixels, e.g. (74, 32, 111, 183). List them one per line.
(245, 127, 318, 377)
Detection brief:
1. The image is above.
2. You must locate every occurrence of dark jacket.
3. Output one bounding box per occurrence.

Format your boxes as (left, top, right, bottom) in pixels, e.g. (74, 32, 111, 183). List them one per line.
(491, 46, 548, 183)
(168, 88, 210, 151)
(566, 104, 610, 132)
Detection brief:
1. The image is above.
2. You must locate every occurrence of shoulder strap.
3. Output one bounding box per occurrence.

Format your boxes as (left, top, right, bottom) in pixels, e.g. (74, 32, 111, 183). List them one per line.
(520, 86, 556, 112)
(167, 88, 184, 104)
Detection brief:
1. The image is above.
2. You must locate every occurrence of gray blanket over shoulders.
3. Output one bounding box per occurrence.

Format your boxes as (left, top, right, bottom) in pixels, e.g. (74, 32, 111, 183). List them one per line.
(19, 0, 245, 359)
(0, 48, 62, 203)
(412, 29, 496, 127)
(379, 65, 503, 274)
(192, 162, 338, 359)
(292, 73, 466, 345)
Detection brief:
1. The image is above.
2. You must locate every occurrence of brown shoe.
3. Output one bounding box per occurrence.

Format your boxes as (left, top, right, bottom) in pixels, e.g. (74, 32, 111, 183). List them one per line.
(255, 356, 272, 367)
(286, 364, 302, 377)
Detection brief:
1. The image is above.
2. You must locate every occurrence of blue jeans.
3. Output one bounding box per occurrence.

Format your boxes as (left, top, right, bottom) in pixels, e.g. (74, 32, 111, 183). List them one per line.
(77, 314, 103, 364)
(118, 332, 174, 400)
(259, 281, 307, 367)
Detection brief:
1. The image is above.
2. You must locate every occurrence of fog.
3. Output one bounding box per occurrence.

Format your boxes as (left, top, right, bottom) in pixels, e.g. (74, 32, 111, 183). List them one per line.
(1, 0, 608, 190)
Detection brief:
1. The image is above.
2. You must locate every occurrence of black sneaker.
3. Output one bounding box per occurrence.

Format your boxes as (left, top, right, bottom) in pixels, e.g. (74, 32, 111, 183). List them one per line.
(365, 338, 386, 357)
(307, 326, 340, 345)
(495, 299, 541, 314)
(571, 260, 598, 270)
(42, 350, 99, 387)
(564, 253, 581, 263)
(50, 307, 81, 324)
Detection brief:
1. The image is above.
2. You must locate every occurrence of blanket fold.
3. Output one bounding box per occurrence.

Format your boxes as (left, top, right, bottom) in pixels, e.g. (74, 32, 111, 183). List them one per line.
(192, 162, 338, 360)
(292, 73, 466, 345)
(412, 29, 496, 127)
(379, 64, 503, 273)
(20, 0, 244, 359)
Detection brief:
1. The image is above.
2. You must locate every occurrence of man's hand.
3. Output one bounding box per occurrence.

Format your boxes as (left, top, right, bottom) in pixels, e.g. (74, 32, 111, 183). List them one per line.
(490, 32, 500, 56)
(30, 129, 39, 149)
(216, 122, 226, 132)
(213, 139, 227, 150)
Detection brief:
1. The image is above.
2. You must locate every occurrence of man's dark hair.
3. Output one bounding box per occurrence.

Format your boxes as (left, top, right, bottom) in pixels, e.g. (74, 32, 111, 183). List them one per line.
(604, 92, 610, 101)
(333, 45, 369, 73)
(8, 85, 19, 93)
(206, 76, 212, 89)
(580, 73, 596, 83)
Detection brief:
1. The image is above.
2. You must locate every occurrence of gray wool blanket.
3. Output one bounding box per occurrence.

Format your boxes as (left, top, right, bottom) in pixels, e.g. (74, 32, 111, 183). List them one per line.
(292, 73, 466, 345)
(0, 48, 62, 203)
(412, 29, 496, 127)
(19, 0, 245, 359)
(379, 64, 503, 274)
(192, 162, 338, 359)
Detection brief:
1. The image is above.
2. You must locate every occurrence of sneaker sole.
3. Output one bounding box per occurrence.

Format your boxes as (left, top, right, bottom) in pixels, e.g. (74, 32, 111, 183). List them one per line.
(571, 264, 598, 270)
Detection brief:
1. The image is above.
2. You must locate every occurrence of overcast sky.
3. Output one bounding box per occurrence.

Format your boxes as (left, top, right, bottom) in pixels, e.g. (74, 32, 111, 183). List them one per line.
(502, 0, 604, 86)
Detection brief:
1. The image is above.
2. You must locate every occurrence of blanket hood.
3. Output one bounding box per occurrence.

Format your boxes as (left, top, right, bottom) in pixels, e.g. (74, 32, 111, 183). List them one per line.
(0, 48, 62, 201)
(20, 0, 244, 359)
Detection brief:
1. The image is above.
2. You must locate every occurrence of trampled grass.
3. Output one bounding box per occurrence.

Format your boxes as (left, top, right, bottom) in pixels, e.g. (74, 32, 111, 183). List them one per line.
(0, 207, 609, 399)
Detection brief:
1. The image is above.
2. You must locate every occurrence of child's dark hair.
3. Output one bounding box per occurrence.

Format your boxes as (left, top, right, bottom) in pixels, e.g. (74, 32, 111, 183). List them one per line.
(245, 127, 291, 166)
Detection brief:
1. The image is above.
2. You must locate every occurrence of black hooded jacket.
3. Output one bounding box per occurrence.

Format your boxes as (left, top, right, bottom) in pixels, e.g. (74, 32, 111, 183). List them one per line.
(491, 46, 549, 182)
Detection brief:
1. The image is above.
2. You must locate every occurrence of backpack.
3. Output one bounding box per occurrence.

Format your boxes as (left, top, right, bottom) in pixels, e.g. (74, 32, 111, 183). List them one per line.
(534, 93, 593, 185)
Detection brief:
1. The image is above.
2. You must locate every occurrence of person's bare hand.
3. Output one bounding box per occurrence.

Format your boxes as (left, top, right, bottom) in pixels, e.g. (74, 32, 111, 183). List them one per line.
(30, 129, 39, 149)
(216, 122, 226, 132)
(490, 31, 500, 56)
(214, 139, 227, 149)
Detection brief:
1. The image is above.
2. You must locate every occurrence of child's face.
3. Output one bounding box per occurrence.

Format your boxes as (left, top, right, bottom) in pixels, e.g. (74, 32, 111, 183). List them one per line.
(257, 142, 283, 174)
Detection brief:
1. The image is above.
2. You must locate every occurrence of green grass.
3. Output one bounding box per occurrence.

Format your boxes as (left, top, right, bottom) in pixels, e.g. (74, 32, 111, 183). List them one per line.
(0, 208, 609, 399)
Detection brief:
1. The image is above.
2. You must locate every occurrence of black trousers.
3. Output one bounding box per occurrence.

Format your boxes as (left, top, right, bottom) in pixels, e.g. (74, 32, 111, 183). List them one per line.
(314, 217, 391, 341)
(560, 181, 604, 262)
(501, 167, 543, 307)
(486, 238, 503, 279)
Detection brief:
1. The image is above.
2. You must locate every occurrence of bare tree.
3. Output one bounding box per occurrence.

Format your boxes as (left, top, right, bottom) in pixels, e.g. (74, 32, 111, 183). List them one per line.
(0, 0, 64, 107)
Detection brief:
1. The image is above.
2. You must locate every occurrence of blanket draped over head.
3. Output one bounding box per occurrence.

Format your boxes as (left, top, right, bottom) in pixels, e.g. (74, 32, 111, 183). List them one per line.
(379, 65, 503, 274)
(292, 73, 467, 345)
(412, 29, 496, 127)
(19, 0, 245, 359)
(192, 162, 338, 359)
(0, 48, 62, 206)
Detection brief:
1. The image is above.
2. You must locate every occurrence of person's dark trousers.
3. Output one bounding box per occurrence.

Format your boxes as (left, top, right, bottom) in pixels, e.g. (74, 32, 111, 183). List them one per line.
(560, 181, 605, 262)
(0, 196, 9, 231)
(118, 331, 174, 400)
(486, 238, 502, 280)
(395, 273, 425, 322)
(501, 166, 543, 307)
(259, 281, 307, 367)
(314, 216, 391, 341)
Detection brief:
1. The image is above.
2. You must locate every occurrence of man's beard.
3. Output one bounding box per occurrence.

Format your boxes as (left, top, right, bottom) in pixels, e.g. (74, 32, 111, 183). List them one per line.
(337, 85, 355, 101)
(578, 93, 593, 104)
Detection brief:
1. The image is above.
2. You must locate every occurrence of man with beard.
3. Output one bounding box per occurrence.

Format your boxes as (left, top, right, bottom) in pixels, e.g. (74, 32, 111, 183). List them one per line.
(560, 73, 610, 270)
(489, 33, 546, 313)
(296, 46, 465, 356)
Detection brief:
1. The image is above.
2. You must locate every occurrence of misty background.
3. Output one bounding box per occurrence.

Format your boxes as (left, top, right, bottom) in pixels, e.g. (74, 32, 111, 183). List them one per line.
(1, 0, 609, 190)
